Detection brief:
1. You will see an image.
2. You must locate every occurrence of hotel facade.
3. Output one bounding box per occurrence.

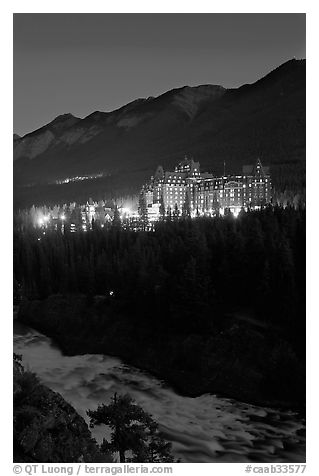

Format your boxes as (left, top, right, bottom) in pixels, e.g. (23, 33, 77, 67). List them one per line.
(139, 157, 272, 221)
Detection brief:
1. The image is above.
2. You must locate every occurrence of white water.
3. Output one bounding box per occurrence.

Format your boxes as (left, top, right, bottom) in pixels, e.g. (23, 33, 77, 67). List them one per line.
(14, 321, 305, 463)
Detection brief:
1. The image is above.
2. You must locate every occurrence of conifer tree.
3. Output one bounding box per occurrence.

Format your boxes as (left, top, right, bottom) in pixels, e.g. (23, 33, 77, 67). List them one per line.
(87, 393, 174, 463)
(182, 194, 191, 218)
(112, 205, 122, 229)
(159, 196, 166, 221)
(138, 194, 148, 230)
(173, 203, 180, 221)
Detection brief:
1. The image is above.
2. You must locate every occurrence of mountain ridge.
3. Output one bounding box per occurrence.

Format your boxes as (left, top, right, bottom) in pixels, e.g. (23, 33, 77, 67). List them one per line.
(14, 58, 305, 206)
(15, 85, 227, 140)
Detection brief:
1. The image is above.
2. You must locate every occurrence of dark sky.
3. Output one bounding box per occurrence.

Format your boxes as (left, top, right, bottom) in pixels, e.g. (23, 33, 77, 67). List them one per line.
(13, 13, 306, 136)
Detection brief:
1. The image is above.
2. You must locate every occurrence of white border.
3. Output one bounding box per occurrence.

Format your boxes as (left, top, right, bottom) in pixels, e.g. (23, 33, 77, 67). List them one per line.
(2, 4, 316, 475)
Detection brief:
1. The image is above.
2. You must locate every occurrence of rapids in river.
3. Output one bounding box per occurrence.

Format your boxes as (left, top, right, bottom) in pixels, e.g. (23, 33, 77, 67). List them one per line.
(13, 321, 305, 463)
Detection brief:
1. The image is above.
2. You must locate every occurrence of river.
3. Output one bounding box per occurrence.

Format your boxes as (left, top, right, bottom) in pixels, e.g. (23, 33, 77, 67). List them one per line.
(13, 321, 306, 463)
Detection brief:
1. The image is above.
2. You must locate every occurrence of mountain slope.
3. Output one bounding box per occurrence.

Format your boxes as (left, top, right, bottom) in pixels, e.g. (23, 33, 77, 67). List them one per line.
(14, 59, 305, 206)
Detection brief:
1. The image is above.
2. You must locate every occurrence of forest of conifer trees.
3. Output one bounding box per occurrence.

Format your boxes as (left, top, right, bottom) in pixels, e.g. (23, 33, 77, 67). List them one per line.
(14, 205, 305, 406)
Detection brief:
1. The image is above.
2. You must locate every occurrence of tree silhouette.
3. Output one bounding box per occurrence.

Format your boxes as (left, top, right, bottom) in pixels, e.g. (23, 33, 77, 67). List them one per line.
(112, 205, 122, 229)
(87, 393, 174, 463)
(159, 196, 166, 221)
(173, 204, 180, 221)
(138, 194, 148, 230)
(182, 194, 191, 218)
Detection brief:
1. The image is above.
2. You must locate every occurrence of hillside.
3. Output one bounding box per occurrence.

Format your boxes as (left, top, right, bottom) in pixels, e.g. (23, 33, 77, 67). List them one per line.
(15, 206, 306, 408)
(14, 59, 305, 207)
(13, 355, 109, 462)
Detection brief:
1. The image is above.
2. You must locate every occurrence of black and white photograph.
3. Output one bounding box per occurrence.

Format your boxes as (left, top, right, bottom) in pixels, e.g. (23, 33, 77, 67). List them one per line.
(11, 10, 307, 471)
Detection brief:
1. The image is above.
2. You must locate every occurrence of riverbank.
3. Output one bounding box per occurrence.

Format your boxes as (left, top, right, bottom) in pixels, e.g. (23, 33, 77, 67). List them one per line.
(13, 355, 109, 463)
(14, 322, 306, 463)
(18, 294, 305, 411)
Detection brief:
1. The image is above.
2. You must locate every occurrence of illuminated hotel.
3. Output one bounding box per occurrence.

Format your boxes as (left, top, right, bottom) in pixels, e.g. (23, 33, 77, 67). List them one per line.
(139, 157, 272, 221)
